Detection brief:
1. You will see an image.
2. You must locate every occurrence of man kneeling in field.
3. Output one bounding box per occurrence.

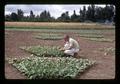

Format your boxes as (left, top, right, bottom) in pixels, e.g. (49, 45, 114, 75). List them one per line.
(59, 35, 80, 57)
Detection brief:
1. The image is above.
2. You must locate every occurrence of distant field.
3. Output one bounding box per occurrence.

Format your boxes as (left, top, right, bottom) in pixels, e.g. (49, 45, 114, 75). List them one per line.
(5, 22, 115, 29)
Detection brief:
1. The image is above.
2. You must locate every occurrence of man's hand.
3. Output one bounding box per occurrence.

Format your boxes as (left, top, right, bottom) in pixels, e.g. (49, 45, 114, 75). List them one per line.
(59, 47, 65, 51)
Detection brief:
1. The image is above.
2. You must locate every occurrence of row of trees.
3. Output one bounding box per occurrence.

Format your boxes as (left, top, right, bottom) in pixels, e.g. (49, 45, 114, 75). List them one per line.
(5, 5, 115, 22)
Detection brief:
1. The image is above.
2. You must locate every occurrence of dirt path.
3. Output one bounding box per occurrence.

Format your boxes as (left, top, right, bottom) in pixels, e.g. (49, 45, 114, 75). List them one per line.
(5, 30, 115, 79)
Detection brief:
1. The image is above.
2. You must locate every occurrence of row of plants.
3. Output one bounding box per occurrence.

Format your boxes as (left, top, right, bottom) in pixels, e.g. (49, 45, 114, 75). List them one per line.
(77, 32, 114, 42)
(99, 47, 115, 55)
(5, 26, 115, 30)
(7, 56, 95, 79)
(78, 34, 104, 38)
(5, 27, 115, 34)
(84, 38, 114, 42)
(20, 46, 66, 57)
(34, 33, 64, 40)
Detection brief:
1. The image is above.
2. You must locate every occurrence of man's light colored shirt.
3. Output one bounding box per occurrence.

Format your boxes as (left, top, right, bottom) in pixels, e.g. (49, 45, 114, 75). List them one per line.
(64, 38, 80, 50)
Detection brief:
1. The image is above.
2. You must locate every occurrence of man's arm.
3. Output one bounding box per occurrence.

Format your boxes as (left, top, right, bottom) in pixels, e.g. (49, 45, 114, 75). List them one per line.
(68, 41, 73, 49)
(68, 45, 73, 49)
(59, 47, 65, 51)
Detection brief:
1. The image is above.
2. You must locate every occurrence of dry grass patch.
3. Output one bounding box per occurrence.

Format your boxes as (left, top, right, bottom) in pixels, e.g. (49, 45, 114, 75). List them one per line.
(5, 22, 115, 29)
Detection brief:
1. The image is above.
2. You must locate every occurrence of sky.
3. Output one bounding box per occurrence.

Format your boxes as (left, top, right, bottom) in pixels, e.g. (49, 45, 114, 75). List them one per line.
(5, 4, 108, 19)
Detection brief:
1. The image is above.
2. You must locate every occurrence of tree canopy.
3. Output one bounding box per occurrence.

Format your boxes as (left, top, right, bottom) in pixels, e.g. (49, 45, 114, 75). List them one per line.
(5, 5, 115, 23)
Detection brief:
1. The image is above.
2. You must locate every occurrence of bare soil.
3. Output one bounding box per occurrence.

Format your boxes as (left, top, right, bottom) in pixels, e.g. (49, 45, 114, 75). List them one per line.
(5, 30, 115, 79)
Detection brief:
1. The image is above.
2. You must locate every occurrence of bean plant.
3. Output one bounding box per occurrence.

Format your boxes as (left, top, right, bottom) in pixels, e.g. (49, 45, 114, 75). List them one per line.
(99, 47, 115, 55)
(84, 37, 114, 42)
(7, 57, 95, 79)
(20, 46, 66, 57)
(79, 34, 104, 38)
(34, 33, 64, 40)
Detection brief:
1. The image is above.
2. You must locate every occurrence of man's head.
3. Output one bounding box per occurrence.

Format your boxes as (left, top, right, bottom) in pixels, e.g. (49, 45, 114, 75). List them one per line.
(64, 35, 69, 42)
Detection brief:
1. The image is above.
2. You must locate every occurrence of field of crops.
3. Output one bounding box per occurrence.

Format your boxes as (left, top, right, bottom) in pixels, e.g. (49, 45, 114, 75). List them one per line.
(6, 45, 94, 79)
(5, 22, 115, 79)
(7, 56, 95, 79)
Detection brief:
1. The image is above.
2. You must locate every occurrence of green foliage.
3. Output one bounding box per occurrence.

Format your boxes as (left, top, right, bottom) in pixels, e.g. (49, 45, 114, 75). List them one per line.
(40, 10, 51, 22)
(71, 10, 80, 22)
(85, 37, 114, 42)
(57, 11, 70, 22)
(99, 47, 115, 55)
(10, 13, 19, 21)
(20, 46, 66, 57)
(79, 34, 104, 38)
(5, 27, 115, 34)
(5, 5, 115, 22)
(7, 57, 95, 79)
(34, 33, 63, 40)
(17, 9, 24, 21)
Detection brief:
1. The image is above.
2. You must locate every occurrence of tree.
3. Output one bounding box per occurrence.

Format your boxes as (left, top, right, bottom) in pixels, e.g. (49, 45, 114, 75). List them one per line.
(79, 6, 86, 22)
(35, 15, 40, 22)
(71, 10, 79, 22)
(94, 6, 100, 22)
(57, 11, 70, 22)
(29, 10, 35, 21)
(82, 6, 87, 21)
(5, 15, 11, 21)
(91, 5, 95, 21)
(107, 5, 115, 21)
(39, 10, 52, 22)
(47, 11, 51, 21)
(5, 5, 115, 22)
(17, 9, 24, 21)
(65, 11, 70, 22)
(98, 5, 115, 22)
(10, 12, 19, 21)
(50, 17, 56, 22)
(57, 13, 65, 22)
(86, 5, 96, 22)
(30, 10, 35, 18)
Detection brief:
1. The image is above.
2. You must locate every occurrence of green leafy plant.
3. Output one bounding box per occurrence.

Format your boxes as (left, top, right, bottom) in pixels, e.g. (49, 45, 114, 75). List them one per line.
(79, 34, 104, 38)
(84, 37, 114, 42)
(99, 47, 115, 55)
(20, 46, 66, 57)
(7, 57, 95, 79)
(34, 33, 64, 40)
